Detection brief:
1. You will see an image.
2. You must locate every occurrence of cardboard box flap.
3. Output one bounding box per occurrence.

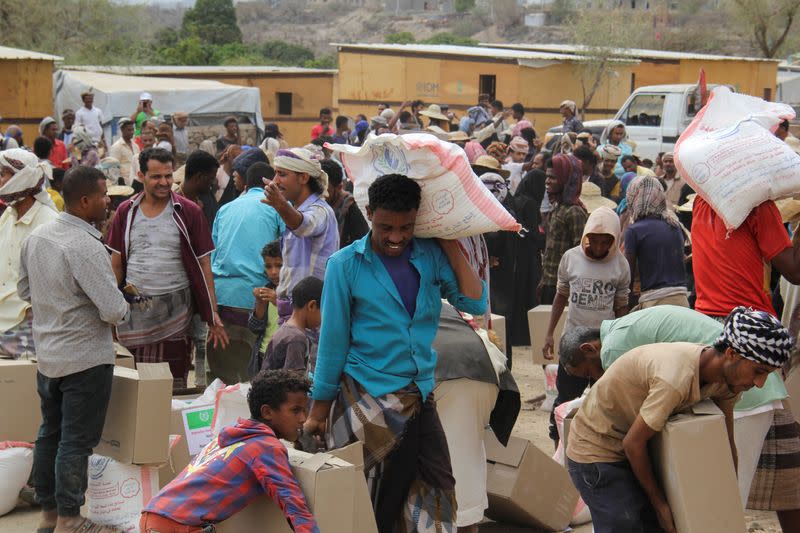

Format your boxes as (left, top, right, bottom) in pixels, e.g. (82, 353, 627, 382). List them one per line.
(298, 452, 333, 473)
(690, 399, 723, 416)
(484, 432, 526, 468)
(137, 362, 173, 380)
(329, 442, 365, 469)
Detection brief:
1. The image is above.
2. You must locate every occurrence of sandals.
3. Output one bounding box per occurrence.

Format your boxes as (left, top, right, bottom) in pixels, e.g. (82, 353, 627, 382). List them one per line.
(61, 518, 124, 533)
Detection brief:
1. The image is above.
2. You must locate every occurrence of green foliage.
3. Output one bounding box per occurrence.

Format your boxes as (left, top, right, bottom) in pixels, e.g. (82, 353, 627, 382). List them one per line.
(385, 32, 417, 44)
(454, 0, 476, 13)
(261, 40, 315, 65)
(181, 0, 242, 46)
(549, 0, 575, 24)
(303, 55, 338, 69)
(384, 31, 477, 46)
(155, 37, 214, 65)
(420, 32, 478, 46)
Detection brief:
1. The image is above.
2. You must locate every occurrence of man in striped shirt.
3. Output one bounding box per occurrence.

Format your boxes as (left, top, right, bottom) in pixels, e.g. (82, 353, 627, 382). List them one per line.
(263, 148, 338, 323)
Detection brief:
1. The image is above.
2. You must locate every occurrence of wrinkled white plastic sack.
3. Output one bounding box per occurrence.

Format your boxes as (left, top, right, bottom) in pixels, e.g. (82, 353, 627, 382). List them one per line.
(0, 442, 33, 516)
(327, 133, 521, 239)
(211, 383, 251, 436)
(675, 86, 799, 230)
(87, 454, 158, 532)
(550, 398, 591, 526)
(540, 364, 559, 412)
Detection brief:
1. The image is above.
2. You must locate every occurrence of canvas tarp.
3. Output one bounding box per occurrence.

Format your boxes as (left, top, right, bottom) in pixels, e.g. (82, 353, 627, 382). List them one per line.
(53, 69, 264, 143)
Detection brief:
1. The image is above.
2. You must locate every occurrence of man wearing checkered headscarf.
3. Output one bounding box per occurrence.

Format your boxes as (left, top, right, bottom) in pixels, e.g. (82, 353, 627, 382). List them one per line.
(717, 307, 793, 369)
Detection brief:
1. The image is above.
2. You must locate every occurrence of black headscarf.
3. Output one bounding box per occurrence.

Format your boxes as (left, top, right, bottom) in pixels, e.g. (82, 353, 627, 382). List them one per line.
(512, 169, 546, 231)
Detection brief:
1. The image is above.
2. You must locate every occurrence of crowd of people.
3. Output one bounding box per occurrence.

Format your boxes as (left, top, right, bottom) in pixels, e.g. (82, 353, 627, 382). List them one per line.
(1, 88, 800, 533)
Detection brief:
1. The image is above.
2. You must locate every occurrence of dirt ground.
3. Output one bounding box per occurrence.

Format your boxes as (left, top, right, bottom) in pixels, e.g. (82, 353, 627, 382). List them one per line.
(0, 346, 783, 532)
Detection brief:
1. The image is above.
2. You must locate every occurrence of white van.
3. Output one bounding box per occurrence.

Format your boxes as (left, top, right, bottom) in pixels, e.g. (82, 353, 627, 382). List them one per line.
(548, 84, 729, 161)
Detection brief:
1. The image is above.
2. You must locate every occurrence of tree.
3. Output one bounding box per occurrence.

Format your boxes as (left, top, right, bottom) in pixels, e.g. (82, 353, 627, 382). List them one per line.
(455, 0, 476, 13)
(385, 31, 416, 44)
(549, 0, 575, 24)
(566, 9, 652, 114)
(728, 0, 800, 58)
(261, 40, 315, 65)
(421, 32, 478, 46)
(182, 0, 242, 46)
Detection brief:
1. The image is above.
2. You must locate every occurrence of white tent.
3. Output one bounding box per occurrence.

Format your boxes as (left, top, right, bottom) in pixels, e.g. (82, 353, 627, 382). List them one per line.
(53, 69, 264, 144)
(778, 70, 800, 107)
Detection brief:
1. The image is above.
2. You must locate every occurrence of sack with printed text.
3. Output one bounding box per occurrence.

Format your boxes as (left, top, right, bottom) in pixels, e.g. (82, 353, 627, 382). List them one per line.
(87, 454, 158, 532)
(326, 133, 521, 239)
(674, 86, 799, 230)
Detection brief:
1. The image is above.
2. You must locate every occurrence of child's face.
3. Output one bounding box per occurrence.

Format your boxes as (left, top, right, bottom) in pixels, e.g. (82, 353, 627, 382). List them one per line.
(510, 150, 526, 163)
(260, 391, 308, 442)
(586, 233, 614, 260)
(264, 256, 283, 286)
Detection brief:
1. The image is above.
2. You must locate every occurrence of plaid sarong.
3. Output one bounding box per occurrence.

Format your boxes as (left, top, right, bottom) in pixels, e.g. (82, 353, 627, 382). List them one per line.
(747, 405, 800, 510)
(116, 287, 193, 389)
(327, 374, 457, 533)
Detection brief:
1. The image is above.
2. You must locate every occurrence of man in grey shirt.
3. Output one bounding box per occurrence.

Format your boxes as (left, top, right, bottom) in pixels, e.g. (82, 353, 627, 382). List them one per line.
(18, 165, 129, 533)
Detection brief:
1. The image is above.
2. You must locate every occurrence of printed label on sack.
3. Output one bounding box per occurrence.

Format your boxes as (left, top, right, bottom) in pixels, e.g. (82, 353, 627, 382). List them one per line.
(181, 405, 215, 456)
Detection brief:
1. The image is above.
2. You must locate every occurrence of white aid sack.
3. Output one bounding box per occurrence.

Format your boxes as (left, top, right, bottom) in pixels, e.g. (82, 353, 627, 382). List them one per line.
(549, 399, 591, 526)
(87, 454, 159, 532)
(211, 383, 251, 435)
(540, 364, 559, 412)
(674, 86, 799, 230)
(0, 442, 33, 516)
(327, 133, 521, 239)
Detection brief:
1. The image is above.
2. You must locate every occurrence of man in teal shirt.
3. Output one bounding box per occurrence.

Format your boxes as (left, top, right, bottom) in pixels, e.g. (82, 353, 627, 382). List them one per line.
(558, 304, 788, 505)
(304, 174, 487, 533)
(209, 162, 284, 384)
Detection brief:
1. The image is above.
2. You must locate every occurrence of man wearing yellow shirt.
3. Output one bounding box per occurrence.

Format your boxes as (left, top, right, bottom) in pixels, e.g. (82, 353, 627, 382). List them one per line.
(566, 307, 792, 533)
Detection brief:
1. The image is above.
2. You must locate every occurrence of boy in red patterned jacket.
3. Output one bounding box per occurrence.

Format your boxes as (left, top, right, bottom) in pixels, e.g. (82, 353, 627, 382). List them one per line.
(140, 370, 319, 533)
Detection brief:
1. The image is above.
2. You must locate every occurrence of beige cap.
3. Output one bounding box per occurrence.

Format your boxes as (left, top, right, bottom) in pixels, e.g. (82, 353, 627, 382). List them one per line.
(471, 154, 510, 179)
(419, 104, 450, 122)
(580, 181, 618, 212)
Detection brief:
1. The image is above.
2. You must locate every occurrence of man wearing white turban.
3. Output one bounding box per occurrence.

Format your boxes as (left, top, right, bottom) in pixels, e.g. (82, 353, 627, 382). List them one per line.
(0, 149, 59, 357)
(263, 148, 339, 321)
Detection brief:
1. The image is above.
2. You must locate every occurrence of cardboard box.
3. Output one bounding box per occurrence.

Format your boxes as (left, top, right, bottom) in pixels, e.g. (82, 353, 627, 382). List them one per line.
(490, 313, 507, 355)
(786, 367, 800, 424)
(650, 401, 746, 533)
(158, 434, 192, 488)
(113, 342, 135, 369)
(216, 448, 358, 533)
(0, 360, 41, 442)
(96, 363, 173, 465)
(328, 442, 379, 533)
(484, 431, 579, 530)
(561, 404, 580, 458)
(528, 305, 566, 365)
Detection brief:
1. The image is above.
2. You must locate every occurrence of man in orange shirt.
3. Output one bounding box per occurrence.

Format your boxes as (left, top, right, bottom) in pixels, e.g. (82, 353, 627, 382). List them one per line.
(39, 117, 69, 169)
